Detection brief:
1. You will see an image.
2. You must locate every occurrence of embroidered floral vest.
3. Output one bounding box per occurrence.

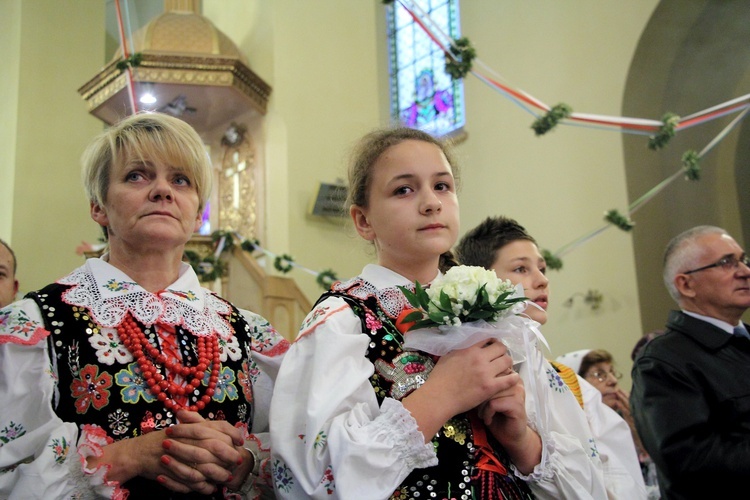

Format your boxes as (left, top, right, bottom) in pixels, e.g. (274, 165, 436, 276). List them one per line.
(320, 279, 534, 500)
(29, 283, 261, 499)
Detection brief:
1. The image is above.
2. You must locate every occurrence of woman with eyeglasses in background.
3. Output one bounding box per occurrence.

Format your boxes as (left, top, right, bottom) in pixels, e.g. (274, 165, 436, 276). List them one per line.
(557, 348, 659, 498)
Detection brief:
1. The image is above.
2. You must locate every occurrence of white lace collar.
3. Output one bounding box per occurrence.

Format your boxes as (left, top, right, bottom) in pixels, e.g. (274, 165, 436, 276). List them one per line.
(332, 264, 442, 319)
(57, 257, 234, 339)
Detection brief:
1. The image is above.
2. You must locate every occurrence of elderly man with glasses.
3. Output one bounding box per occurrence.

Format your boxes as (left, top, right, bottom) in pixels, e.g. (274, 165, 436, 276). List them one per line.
(631, 225, 750, 499)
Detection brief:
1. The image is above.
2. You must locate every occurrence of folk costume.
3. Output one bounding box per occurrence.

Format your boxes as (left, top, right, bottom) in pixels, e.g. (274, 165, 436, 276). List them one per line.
(270, 264, 609, 499)
(0, 257, 289, 499)
(549, 360, 649, 499)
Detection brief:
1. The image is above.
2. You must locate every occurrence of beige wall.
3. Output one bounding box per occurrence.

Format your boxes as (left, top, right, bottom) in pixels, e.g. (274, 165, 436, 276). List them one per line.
(4, 0, 663, 388)
(6, 1, 107, 298)
(453, 1, 659, 383)
(0, 0, 22, 242)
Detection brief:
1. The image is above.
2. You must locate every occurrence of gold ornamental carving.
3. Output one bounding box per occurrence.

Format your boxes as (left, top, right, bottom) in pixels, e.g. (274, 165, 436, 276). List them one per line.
(219, 126, 257, 240)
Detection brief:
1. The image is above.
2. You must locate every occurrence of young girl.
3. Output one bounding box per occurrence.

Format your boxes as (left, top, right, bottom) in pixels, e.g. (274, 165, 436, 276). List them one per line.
(457, 215, 649, 499)
(270, 129, 608, 499)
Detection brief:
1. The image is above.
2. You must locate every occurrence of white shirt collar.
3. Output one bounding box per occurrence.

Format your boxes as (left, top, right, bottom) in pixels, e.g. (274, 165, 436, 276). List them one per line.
(681, 310, 734, 334)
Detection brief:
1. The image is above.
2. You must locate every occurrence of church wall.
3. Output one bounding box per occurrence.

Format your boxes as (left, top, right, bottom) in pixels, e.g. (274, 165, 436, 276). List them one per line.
(6, 0, 106, 296)
(7, 0, 661, 388)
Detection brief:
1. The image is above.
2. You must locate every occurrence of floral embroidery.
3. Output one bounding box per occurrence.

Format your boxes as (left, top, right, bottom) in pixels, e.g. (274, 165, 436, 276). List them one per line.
(588, 437, 600, 458)
(374, 352, 434, 399)
(313, 430, 327, 450)
(320, 465, 335, 494)
(89, 328, 133, 365)
(103, 278, 137, 292)
(219, 335, 242, 362)
(115, 362, 156, 404)
(299, 304, 331, 332)
(108, 408, 131, 436)
(67, 340, 81, 378)
(237, 403, 247, 422)
(139, 410, 174, 435)
(0, 306, 48, 345)
(547, 366, 568, 393)
(365, 308, 383, 332)
(206, 366, 238, 403)
(0, 421, 26, 445)
(273, 458, 295, 493)
(237, 360, 258, 403)
(167, 288, 198, 301)
(70, 364, 113, 414)
(48, 436, 69, 464)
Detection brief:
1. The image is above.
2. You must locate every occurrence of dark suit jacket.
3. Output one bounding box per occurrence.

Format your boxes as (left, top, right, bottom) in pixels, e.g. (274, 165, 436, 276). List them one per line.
(630, 310, 750, 499)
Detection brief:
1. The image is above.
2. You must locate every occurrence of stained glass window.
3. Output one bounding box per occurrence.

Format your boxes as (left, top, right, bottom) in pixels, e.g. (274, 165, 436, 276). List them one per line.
(386, 0, 464, 137)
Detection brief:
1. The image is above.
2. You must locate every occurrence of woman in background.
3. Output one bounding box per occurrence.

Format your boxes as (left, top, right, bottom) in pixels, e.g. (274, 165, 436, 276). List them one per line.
(557, 348, 659, 498)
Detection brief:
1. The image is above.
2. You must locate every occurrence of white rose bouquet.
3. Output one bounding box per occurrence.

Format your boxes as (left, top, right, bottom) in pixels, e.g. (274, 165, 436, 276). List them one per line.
(397, 265, 533, 360)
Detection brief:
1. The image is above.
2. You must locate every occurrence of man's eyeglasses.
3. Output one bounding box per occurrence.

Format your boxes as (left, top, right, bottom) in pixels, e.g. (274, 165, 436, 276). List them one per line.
(586, 369, 622, 383)
(683, 254, 750, 275)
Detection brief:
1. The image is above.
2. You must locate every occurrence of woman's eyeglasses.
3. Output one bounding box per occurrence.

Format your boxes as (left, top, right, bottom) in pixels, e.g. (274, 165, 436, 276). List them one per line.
(587, 369, 622, 383)
(683, 254, 750, 275)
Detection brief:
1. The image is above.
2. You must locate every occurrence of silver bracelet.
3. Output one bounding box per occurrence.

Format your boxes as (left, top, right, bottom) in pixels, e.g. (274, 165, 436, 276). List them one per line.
(229, 446, 261, 496)
(245, 445, 261, 477)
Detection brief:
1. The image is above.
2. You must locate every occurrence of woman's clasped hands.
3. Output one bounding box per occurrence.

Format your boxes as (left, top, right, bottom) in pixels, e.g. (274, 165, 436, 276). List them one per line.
(157, 410, 255, 494)
(90, 409, 254, 495)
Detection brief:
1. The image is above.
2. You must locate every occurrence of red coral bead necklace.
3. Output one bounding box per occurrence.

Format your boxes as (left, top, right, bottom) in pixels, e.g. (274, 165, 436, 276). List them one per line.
(117, 314, 220, 412)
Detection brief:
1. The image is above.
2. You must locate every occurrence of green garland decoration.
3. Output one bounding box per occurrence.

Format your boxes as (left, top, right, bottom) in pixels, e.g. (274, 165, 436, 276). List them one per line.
(541, 249, 563, 271)
(241, 238, 261, 253)
(211, 230, 237, 251)
(183, 250, 226, 283)
(584, 289, 604, 310)
(207, 230, 340, 287)
(604, 209, 635, 232)
(531, 103, 573, 136)
(444, 37, 476, 80)
(199, 256, 227, 283)
(562, 289, 603, 310)
(681, 149, 701, 180)
(316, 269, 339, 290)
(647, 112, 680, 150)
(274, 254, 295, 274)
(115, 52, 143, 71)
(184, 249, 201, 270)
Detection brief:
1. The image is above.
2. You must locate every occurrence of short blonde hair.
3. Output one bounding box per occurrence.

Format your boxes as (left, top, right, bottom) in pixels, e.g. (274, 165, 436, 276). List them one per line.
(81, 112, 213, 212)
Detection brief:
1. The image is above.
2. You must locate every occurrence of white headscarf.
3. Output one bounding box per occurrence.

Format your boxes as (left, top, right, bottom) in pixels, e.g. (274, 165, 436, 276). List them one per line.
(555, 349, 592, 375)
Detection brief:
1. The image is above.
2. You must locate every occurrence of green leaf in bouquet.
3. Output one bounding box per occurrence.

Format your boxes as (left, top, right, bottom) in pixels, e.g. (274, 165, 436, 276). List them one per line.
(477, 285, 490, 307)
(468, 309, 494, 320)
(402, 310, 424, 324)
(428, 311, 451, 325)
(438, 290, 453, 312)
(415, 282, 433, 309)
(398, 285, 421, 308)
(413, 318, 438, 330)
